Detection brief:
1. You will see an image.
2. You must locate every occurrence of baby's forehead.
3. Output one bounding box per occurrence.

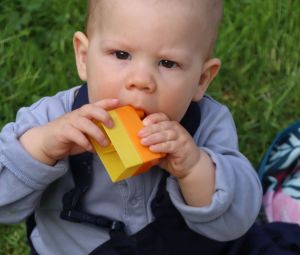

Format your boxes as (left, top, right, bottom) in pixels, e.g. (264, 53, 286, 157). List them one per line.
(88, 0, 220, 13)
(86, 0, 223, 53)
(86, 0, 222, 27)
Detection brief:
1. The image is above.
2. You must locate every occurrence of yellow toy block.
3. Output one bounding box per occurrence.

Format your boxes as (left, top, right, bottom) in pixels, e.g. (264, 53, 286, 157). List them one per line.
(90, 106, 165, 182)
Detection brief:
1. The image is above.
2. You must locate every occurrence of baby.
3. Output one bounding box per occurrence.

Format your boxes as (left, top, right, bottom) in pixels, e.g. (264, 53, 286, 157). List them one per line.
(0, 1, 262, 254)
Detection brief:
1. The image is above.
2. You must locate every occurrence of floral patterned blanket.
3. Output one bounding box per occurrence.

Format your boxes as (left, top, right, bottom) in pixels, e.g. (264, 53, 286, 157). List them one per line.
(258, 120, 300, 224)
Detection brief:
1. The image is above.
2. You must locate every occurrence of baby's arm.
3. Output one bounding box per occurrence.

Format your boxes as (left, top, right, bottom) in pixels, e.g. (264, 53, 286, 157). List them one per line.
(139, 102, 262, 241)
(0, 94, 69, 223)
(0, 88, 119, 223)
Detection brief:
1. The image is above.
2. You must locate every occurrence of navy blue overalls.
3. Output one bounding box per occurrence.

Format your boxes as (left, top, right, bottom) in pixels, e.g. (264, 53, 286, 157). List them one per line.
(27, 85, 300, 255)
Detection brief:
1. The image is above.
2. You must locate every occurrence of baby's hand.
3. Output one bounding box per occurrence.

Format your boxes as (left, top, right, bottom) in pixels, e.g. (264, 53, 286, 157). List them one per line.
(138, 113, 200, 179)
(20, 99, 120, 165)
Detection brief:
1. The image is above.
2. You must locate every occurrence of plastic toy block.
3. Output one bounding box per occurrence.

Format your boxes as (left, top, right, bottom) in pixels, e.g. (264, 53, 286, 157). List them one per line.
(90, 106, 165, 182)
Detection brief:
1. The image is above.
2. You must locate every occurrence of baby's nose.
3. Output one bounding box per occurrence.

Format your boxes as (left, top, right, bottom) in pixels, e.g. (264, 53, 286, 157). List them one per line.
(125, 67, 156, 93)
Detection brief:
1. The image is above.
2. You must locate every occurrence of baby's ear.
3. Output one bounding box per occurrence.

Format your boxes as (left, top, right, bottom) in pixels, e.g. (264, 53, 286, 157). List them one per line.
(73, 31, 89, 81)
(192, 58, 221, 101)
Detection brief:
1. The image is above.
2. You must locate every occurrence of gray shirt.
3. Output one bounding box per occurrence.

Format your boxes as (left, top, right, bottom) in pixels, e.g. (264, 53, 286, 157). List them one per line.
(0, 86, 262, 255)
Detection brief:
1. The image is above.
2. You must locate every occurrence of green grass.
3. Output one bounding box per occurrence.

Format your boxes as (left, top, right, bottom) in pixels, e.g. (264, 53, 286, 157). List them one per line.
(0, 0, 299, 253)
(0, 225, 28, 255)
(214, 1, 300, 162)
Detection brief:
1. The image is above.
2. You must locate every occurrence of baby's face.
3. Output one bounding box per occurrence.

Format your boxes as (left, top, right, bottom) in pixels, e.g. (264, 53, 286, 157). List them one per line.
(85, 0, 211, 121)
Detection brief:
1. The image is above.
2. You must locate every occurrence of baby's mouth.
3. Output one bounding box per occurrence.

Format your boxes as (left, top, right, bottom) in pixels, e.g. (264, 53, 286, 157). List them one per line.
(135, 108, 146, 120)
(126, 104, 147, 120)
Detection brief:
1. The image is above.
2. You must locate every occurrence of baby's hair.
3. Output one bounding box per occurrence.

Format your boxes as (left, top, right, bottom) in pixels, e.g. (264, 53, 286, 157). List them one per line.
(85, 0, 223, 55)
(84, 0, 96, 35)
(206, 0, 224, 55)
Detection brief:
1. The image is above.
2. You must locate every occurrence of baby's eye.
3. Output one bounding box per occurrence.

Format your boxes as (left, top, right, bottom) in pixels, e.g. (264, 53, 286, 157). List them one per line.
(114, 51, 130, 60)
(159, 60, 177, 68)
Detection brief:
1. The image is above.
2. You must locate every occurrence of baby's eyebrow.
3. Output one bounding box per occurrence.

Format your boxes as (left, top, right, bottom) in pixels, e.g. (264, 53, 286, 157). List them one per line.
(159, 48, 192, 61)
(99, 39, 133, 50)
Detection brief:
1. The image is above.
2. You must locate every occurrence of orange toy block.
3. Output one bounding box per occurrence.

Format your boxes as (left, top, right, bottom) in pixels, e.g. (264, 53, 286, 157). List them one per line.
(90, 106, 165, 182)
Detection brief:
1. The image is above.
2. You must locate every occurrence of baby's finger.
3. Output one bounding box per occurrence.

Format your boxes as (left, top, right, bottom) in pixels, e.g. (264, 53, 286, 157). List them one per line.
(72, 117, 109, 146)
(149, 140, 176, 154)
(64, 126, 94, 151)
(142, 112, 169, 126)
(140, 128, 177, 146)
(77, 104, 113, 128)
(139, 120, 175, 138)
(94, 98, 120, 110)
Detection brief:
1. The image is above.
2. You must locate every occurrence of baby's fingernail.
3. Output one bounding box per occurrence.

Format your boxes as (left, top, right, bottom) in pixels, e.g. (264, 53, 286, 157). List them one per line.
(143, 118, 151, 126)
(101, 139, 109, 147)
(106, 120, 114, 128)
(140, 138, 147, 145)
(112, 99, 119, 103)
(138, 129, 145, 137)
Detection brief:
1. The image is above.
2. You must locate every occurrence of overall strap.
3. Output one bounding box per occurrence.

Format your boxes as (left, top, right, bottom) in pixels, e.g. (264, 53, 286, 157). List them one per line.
(60, 85, 124, 236)
(60, 84, 201, 237)
(151, 101, 201, 219)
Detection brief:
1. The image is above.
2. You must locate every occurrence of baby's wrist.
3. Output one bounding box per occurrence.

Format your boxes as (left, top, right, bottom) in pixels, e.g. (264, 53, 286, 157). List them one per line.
(177, 149, 215, 207)
(176, 149, 201, 179)
(19, 127, 57, 166)
(37, 148, 57, 166)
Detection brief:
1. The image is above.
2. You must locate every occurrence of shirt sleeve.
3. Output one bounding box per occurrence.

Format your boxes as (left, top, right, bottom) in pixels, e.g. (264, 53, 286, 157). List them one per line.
(166, 96, 263, 241)
(0, 90, 74, 223)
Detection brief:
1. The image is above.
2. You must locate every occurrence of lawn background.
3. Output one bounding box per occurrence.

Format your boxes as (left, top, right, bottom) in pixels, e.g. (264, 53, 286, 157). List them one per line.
(0, 0, 299, 254)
